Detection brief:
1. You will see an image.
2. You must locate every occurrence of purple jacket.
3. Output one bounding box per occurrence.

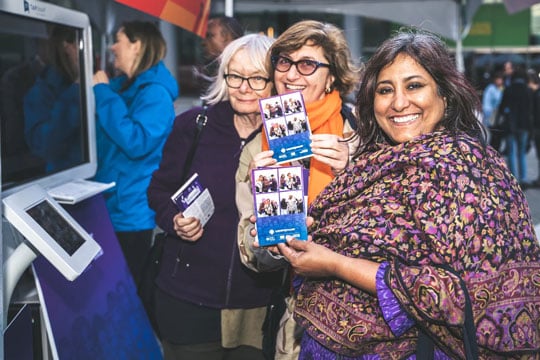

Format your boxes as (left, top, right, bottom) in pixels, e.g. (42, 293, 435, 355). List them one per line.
(148, 101, 281, 308)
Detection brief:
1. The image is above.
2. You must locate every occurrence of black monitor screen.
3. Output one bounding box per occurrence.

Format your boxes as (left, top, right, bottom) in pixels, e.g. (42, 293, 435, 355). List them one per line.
(26, 199, 85, 256)
(0, 11, 90, 191)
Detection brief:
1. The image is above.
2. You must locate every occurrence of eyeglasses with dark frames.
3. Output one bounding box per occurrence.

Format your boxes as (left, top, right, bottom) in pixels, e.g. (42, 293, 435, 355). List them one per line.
(271, 55, 330, 76)
(224, 74, 270, 91)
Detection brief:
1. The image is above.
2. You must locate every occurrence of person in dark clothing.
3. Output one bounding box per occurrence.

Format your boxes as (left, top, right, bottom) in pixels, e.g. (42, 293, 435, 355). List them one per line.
(528, 69, 540, 187)
(497, 66, 533, 186)
(147, 34, 280, 360)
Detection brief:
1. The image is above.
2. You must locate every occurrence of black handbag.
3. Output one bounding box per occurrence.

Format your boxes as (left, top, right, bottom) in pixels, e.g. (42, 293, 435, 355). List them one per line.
(137, 231, 166, 337)
(137, 106, 208, 338)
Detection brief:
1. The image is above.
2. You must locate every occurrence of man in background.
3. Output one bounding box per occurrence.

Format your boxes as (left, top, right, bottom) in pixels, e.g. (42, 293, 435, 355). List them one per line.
(194, 16, 244, 100)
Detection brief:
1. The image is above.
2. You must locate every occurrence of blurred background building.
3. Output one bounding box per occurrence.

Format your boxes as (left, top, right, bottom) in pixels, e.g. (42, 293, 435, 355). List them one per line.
(20, 0, 540, 97)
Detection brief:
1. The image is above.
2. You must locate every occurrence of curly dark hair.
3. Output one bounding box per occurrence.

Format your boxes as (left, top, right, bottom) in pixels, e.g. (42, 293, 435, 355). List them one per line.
(354, 28, 485, 156)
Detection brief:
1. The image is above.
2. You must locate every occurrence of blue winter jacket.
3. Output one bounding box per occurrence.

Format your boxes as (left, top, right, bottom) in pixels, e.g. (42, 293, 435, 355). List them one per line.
(93, 61, 179, 231)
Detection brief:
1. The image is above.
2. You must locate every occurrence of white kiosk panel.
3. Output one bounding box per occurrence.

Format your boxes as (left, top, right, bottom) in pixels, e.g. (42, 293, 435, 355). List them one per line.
(3, 185, 102, 281)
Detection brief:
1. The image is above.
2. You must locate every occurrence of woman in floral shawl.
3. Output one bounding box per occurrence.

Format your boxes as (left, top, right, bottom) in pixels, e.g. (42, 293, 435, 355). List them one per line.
(277, 28, 540, 359)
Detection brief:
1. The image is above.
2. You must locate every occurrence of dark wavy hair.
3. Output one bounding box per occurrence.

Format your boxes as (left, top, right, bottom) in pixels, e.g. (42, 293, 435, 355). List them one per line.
(354, 28, 485, 156)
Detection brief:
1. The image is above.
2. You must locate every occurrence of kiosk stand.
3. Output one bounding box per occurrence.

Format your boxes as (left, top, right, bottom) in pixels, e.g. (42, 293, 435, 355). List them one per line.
(2, 186, 162, 359)
(3, 185, 103, 323)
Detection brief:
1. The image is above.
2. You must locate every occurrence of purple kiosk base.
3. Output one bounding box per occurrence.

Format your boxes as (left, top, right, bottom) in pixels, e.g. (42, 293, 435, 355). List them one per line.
(31, 194, 162, 359)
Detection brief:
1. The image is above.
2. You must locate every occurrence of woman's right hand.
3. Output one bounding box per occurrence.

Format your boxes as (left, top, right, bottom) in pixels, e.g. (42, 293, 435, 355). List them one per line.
(173, 213, 203, 242)
(248, 150, 277, 172)
(93, 70, 109, 85)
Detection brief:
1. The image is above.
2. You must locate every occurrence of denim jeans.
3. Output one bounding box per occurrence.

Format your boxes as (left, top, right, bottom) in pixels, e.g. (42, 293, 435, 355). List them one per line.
(506, 129, 529, 183)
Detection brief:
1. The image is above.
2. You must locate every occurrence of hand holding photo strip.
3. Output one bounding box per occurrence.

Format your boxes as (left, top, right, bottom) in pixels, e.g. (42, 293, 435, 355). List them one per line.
(259, 91, 313, 164)
(252, 165, 308, 246)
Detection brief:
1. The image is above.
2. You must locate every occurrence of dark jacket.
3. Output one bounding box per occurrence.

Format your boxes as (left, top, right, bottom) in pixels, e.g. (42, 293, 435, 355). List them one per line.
(531, 87, 540, 130)
(498, 76, 533, 133)
(148, 101, 281, 308)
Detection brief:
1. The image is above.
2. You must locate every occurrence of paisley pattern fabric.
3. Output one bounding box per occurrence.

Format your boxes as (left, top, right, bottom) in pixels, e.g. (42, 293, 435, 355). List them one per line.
(294, 131, 540, 359)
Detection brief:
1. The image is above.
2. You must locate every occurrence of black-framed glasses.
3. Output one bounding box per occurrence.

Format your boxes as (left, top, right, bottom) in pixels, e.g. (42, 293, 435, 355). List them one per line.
(224, 74, 270, 91)
(271, 55, 330, 76)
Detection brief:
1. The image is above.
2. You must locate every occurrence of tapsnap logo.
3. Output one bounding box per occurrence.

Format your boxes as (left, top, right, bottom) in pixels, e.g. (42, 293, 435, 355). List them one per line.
(23, 0, 47, 15)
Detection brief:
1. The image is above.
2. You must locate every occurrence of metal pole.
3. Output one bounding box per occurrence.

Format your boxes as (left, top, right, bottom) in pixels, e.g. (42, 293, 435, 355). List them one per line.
(225, 0, 234, 16)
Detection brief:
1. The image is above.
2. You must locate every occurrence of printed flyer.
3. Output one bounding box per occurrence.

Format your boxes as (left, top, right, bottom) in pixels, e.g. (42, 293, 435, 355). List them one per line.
(171, 173, 214, 226)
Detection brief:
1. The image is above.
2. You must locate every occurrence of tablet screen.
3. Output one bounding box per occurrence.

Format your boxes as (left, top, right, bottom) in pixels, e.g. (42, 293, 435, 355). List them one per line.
(26, 200, 85, 256)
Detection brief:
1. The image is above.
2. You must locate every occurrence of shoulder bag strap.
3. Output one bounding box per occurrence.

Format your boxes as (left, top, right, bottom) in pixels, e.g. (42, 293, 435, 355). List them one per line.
(180, 105, 208, 183)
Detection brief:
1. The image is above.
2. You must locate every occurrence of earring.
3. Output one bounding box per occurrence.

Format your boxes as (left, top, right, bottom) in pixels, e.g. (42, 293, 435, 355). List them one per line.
(325, 87, 332, 94)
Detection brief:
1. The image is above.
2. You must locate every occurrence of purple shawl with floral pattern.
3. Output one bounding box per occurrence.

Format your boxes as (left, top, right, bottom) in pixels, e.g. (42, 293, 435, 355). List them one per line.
(294, 131, 540, 359)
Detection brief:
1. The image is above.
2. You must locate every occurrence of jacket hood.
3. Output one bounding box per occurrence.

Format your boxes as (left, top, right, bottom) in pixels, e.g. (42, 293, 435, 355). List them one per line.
(112, 61, 179, 100)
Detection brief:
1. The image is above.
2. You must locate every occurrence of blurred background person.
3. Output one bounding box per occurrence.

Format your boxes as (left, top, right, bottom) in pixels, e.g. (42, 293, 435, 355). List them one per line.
(194, 15, 244, 100)
(529, 68, 540, 187)
(92, 20, 179, 288)
(481, 69, 504, 150)
(497, 65, 533, 187)
(503, 60, 514, 87)
(148, 33, 281, 360)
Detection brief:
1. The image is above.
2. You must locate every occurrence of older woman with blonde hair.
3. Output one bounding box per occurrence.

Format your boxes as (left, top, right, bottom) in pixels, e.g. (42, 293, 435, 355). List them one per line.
(148, 33, 282, 360)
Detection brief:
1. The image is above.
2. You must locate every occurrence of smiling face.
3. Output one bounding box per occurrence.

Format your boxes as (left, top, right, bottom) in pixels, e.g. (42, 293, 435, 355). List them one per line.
(273, 42, 335, 104)
(374, 53, 446, 144)
(227, 48, 272, 115)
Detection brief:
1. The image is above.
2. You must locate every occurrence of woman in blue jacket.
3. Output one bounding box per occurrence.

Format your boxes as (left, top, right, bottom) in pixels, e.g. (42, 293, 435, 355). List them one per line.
(93, 21, 179, 286)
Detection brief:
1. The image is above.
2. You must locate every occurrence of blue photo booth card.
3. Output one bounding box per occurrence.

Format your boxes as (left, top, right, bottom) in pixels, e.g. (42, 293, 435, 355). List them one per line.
(252, 165, 308, 246)
(259, 91, 313, 164)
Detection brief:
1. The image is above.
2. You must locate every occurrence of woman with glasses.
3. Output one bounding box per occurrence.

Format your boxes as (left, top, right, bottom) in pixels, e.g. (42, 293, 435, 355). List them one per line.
(147, 34, 282, 360)
(235, 20, 362, 359)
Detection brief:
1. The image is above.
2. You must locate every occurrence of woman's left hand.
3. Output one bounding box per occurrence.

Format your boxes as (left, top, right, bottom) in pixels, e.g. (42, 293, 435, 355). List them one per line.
(310, 134, 349, 174)
(277, 236, 339, 278)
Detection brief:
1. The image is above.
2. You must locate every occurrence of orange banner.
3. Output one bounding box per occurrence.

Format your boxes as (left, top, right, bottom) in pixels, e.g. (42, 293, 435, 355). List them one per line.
(115, 0, 211, 38)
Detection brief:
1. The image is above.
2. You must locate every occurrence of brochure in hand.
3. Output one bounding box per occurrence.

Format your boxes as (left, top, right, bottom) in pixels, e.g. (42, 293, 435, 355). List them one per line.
(259, 91, 312, 164)
(171, 173, 214, 227)
(252, 165, 308, 246)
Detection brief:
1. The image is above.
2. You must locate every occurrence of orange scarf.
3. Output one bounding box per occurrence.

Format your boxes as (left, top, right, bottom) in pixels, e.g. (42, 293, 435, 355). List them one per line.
(262, 90, 344, 204)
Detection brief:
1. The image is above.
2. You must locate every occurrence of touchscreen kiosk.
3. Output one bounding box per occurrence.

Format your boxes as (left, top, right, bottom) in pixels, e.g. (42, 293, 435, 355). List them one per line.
(3, 184, 102, 282)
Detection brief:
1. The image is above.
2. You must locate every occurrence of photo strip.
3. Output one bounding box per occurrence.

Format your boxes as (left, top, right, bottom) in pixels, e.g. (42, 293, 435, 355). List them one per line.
(252, 165, 307, 246)
(259, 91, 312, 164)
